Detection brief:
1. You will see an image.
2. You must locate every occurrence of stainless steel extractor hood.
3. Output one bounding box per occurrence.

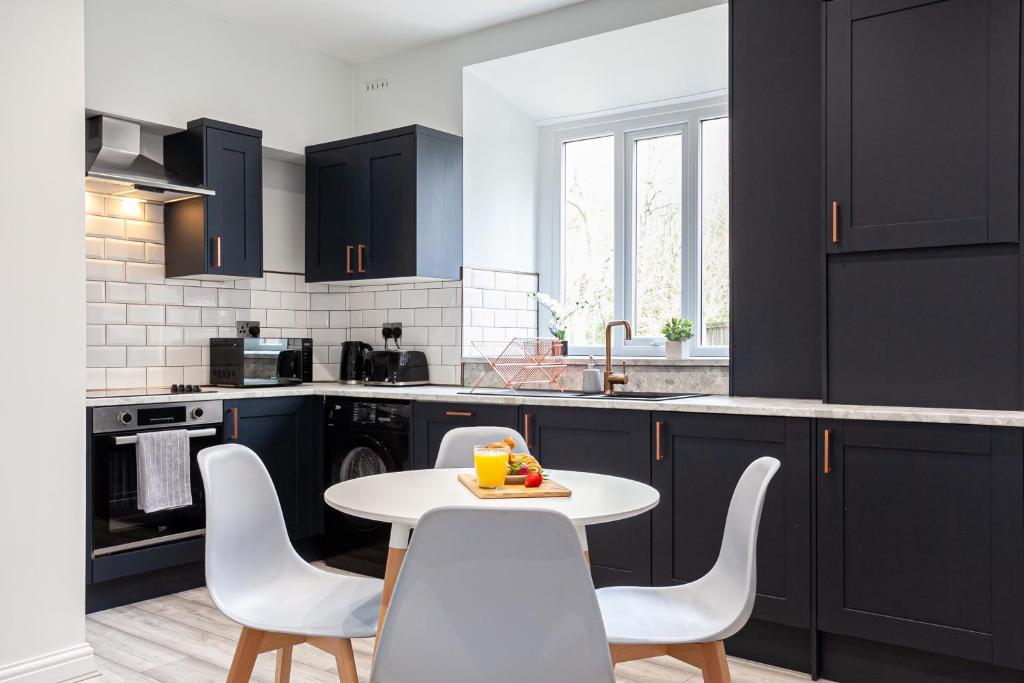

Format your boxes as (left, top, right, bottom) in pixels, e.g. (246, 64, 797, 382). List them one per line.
(84, 115, 215, 203)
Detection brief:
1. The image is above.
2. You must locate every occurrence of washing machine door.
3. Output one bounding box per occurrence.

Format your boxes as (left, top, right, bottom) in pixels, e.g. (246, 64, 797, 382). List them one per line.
(330, 434, 395, 531)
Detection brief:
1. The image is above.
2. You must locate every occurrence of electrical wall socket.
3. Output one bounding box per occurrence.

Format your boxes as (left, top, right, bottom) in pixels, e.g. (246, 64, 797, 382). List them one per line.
(236, 321, 260, 338)
(381, 322, 403, 341)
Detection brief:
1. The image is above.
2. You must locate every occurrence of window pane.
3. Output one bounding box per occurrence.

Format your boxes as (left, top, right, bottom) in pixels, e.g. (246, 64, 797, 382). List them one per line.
(634, 133, 683, 338)
(700, 117, 729, 347)
(562, 136, 615, 346)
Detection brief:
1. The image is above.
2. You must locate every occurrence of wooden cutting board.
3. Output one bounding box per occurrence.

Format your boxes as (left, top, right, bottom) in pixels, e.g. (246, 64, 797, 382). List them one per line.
(457, 473, 572, 499)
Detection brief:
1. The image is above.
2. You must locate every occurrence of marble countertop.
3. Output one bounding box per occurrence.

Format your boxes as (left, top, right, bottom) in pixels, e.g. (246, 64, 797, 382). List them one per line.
(85, 383, 1024, 428)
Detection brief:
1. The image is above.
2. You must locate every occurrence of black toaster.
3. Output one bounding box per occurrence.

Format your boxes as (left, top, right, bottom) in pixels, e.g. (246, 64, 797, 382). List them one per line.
(365, 350, 430, 386)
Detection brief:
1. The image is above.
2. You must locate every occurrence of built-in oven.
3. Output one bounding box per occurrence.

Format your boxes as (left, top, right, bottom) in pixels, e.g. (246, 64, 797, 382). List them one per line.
(88, 400, 223, 562)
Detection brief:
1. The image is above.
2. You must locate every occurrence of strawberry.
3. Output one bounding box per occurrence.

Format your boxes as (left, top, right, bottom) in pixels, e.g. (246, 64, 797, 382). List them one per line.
(524, 470, 543, 488)
(515, 464, 529, 475)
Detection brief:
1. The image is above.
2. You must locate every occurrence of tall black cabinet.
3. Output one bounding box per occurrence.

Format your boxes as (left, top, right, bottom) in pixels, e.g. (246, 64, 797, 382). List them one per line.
(305, 125, 462, 283)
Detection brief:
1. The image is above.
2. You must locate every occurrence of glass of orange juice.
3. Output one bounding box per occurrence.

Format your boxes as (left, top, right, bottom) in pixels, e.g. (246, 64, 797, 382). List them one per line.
(473, 443, 510, 488)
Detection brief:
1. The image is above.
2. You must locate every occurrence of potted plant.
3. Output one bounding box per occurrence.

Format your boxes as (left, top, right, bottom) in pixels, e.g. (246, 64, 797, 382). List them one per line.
(661, 317, 694, 359)
(531, 292, 581, 356)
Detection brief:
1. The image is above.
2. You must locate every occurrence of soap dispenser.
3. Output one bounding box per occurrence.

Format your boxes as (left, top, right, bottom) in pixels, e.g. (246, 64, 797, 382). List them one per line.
(582, 355, 602, 394)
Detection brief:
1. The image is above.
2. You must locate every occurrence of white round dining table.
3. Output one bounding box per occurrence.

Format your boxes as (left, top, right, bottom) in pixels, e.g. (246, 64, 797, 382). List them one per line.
(324, 468, 660, 646)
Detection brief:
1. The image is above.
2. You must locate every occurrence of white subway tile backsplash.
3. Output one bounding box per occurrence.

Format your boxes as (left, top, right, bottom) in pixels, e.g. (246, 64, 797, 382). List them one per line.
(87, 303, 126, 324)
(217, 326, 238, 338)
(86, 325, 105, 346)
(442, 346, 462, 365)
(281, 292, 308, 310)
(506, 292, 529, 310)
(415, 308, 443, 327)
(361, 309, 387, 327)
(431, 365, 459, 385)
(86, 259, 125, 282)
(348, 292, 374, 310)
(294, 311, 308, 328)
(106, 282, 146, 304)
(493, 271, 518, 291)
(467, 269, 495, 289)
(166, 306, 202, 326)
(309, 311, 330, 328)
(145, 243, 165, 264)
(165, 346, 202, 366)
(312, 328, 347, 345)
(310, 292, 348, 310)
(183, 366, 208, 385)
(265, 272, 296, 292)
(87, 346, 126, 368)
(105, 197, 145, 219)
(144, 203, 163, 223)
(86, 193, 105, 215)
(429, 326, 458, 346)
(87, 367, 106, 390)
(239, 309, 267, 325)
(442, 307, 461, 327)
(386, 309, 416, 326)
(470, 308, 494, 327)
(517, 273, 539, 292)
(106, 368, 147, 389)
(494, 309, 517, 327)
(428, 288, 457, 308)
(125, 262, 164, 283)
(218, 289, 250, 308)
(146, 284, 183, 305)
(86, 281, 105, 303)
(127, 346, 163, 367)
(183, 327, 217, 346)
(106, 325, 147, 346)
(104, 239, 145, 261)
(401, 327, 429, 345)
(86, 215, 125, 238)
(202, 308, 235, 326)
(233, 277, 266, 290)
(86, 237, 104, 258)
(463, 287, 482, 308)
(124, 220, 163, 243)
(517, 309, 537, 328)
(147, 366, 183, 388)
(482, 290, 506, 309)
(148, 326, 183, 346)
(183, 286, 217, 307)
(267, 309, 296, 327)
(127, 305, 164, 325)
(250, 290, 282, 309)
(399, 289, 427, 308)
(375, 291, 402, 309)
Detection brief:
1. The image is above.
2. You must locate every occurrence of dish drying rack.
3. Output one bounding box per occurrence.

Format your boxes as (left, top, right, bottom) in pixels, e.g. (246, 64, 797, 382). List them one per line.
(469, 338, 568, 392)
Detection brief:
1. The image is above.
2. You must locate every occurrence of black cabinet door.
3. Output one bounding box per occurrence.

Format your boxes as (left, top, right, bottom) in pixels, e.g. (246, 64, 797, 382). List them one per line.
(411, 402, 520, 470)
(362, 134, 416, 279)
(826, 0, 1019, 252)
(651, 413, 811, 629)
(205, 127, 263, 278)
(521, 406, 652, 587)
(224, 397, 320, 540)
(817, 421, 1024, 669)
(305, 145, 364, 282)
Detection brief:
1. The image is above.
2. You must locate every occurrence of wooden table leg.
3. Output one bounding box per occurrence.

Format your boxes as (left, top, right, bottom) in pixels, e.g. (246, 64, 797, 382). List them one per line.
(373, 523, 411, 657)
(576, 525, 590, 566)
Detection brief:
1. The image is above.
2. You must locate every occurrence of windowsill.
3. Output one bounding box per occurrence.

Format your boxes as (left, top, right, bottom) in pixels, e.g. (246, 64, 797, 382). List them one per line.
(462, 356, 729, 367)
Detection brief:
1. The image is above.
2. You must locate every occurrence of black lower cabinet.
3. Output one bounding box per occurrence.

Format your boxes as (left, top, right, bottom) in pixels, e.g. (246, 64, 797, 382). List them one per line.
(817, 420, 1024, 680)
(520, 406, 651, 587)
(224, 397, 322, 541)
(652, 413, 812, 671)
(411, 401, 519, 469)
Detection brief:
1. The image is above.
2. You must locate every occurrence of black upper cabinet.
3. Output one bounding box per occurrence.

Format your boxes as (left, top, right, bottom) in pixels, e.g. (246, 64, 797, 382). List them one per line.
(164, 119, 263, 278)
(520, 406, 652, 588)
(411, 402, 519, 470)
(817, 420, 1024, 669)
(651, 413, 811, 629)
(305, 126, 462, 283)
(826, 0, 1020, 253)
(224, 397, 321, 540)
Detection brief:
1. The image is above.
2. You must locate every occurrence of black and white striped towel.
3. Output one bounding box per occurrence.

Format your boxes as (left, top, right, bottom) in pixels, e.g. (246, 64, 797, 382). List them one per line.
(136, 430, 193, 513)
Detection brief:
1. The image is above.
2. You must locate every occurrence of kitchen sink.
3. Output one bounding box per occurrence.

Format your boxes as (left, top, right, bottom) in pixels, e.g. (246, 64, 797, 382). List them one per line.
(577, 391, 708, 401)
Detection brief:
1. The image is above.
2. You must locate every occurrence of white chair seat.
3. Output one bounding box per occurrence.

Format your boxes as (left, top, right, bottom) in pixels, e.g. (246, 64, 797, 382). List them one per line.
(597, 583, 729, 644)
(220, 567, 382, 639)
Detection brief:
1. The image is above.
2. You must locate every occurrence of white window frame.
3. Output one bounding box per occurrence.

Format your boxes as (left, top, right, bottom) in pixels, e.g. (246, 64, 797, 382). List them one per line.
(537, 95, 729, 357)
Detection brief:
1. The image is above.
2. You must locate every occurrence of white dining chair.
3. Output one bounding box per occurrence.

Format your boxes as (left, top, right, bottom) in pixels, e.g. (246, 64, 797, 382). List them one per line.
(434, 425, 529, 468)
(596, 456, 781, 683)
(198, 444, 383, 683)
(370, 506, 615, 683)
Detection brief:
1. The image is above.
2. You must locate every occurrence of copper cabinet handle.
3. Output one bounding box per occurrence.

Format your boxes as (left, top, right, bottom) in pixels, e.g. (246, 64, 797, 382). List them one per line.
(229, 407, 239, 440)
(524, 413, 532, 450)
(357, 244, 366, 273)
(823, 427, 832, 474)
(213, 237, 222, 268)
(831, 201, 839, 244)
(655, 420, 665, 461)
(346, 246, 354, 274)
(445, 411, 474, 417)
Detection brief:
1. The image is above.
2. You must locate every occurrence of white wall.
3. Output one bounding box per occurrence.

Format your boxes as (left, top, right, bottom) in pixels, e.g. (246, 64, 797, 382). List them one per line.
(0, 0, 94, 680)
(85, 0, 354, 155)
(262, 158, 305, 273)
(462, 74, 539, 272)
(353, 0, 725, 135)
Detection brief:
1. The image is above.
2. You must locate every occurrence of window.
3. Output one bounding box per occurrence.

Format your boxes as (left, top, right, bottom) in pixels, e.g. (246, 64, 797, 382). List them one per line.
(539, 99, 729, 356)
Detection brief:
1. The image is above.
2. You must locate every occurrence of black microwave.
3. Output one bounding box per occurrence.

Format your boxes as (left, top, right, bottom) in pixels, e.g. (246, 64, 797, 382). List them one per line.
(209, 338, 313, 386)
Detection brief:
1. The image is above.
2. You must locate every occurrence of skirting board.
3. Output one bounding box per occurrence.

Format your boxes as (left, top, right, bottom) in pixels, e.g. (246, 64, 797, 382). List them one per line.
(0, 643, 95, 682)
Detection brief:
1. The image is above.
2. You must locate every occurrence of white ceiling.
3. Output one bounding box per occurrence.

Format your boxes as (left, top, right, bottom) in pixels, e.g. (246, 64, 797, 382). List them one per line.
(166, 0, 588, 63)
(466, 4, 728, 123)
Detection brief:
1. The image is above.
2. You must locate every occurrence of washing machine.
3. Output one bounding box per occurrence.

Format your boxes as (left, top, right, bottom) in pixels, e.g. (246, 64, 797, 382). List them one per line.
(324, 399, 411, 577)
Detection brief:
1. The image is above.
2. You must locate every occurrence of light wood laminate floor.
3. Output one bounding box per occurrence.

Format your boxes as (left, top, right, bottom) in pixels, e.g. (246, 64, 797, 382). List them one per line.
(86, 565, 824, 683)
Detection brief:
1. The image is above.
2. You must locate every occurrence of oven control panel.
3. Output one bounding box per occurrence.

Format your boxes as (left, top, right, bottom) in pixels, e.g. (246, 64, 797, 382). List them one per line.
(92, 400, 224, 434)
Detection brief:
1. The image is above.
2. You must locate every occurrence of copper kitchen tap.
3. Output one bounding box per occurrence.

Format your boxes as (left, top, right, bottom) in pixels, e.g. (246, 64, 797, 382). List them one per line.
(603, 320, 632, 395)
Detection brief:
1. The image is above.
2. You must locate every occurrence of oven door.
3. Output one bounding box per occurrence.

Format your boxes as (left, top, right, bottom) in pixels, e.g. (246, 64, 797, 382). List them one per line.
(90, 426, 220, 558)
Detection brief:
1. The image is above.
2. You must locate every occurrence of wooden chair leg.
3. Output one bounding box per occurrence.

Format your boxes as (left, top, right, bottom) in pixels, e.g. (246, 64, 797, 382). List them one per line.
(275, 645, 293, 683)
(227, 627, 264, 683)
(696, 641, 731, 683)
(308, 637, 360, 683)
